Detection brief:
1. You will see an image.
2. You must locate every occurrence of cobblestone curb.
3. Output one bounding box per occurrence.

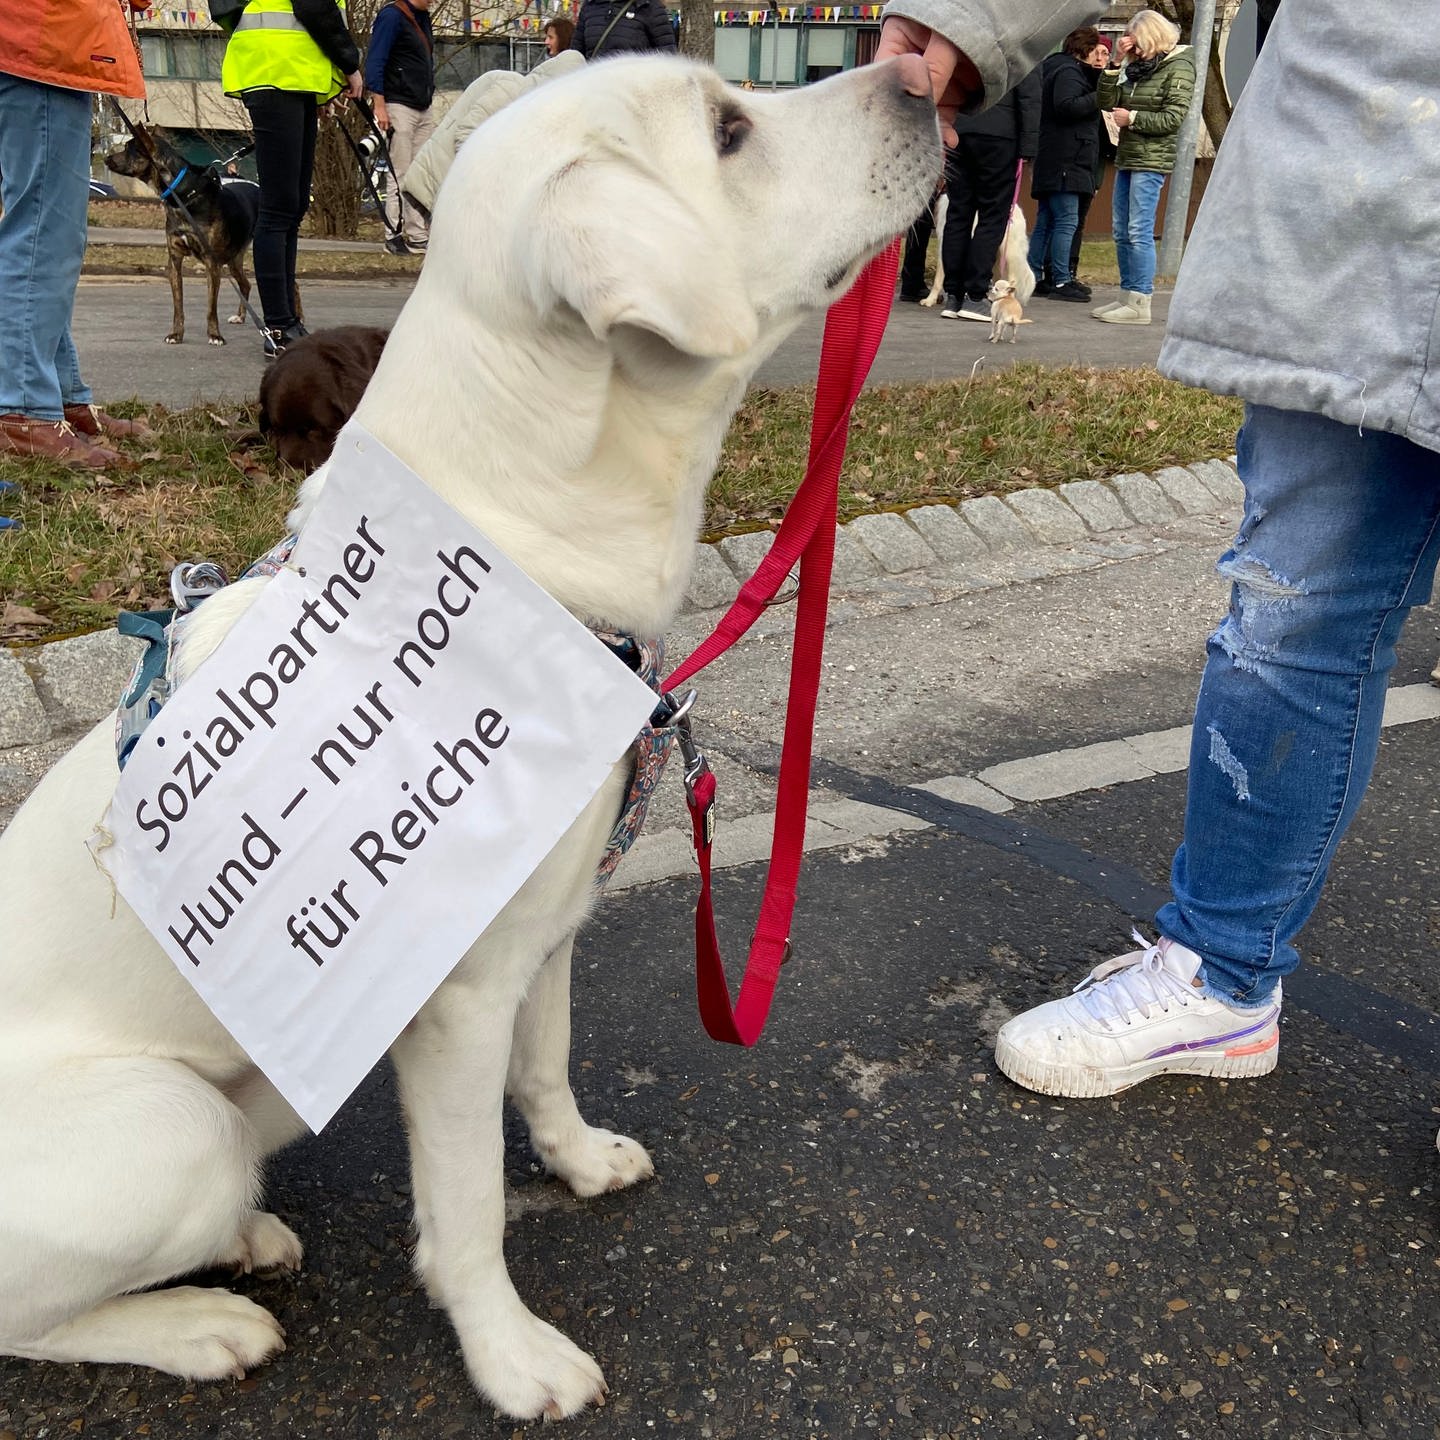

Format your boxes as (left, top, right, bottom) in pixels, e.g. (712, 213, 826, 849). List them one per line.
(0, 458, 1243, 753)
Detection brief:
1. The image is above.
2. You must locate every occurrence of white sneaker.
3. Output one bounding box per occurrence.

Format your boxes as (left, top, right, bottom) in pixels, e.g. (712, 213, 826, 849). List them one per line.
(994, 932, 1281, 1097)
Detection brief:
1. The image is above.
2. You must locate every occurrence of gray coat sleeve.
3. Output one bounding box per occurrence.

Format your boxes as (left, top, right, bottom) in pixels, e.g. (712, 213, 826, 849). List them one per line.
(880, 0, 1105, 111)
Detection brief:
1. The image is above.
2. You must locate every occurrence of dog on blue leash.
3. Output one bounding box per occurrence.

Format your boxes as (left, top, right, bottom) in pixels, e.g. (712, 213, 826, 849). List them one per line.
(106, 124, 264, 347)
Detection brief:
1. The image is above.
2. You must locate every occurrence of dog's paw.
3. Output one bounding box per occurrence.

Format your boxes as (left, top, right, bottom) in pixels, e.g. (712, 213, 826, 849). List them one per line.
(130, 1286, 285, 1380)
(208, 336, 226, 346)
(464, 1308, 606, 1420)
(539, 1124, 654, 1199)
(227, 313, 245, 325)
(164, 334, 182, 345)
(214, 1212, 303, 1276)
(919, 296, 939, 308)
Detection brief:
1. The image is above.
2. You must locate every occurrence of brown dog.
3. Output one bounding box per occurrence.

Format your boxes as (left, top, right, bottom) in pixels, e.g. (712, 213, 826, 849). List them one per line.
(106, 125, 260, 346)
(257, 325, 390, 471)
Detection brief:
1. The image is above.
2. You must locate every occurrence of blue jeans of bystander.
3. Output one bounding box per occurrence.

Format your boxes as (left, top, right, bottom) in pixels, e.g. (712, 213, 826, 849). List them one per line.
(1111, 168, 1166, 296)
(0, 74, 94, 419)
(1158, 404, 1440, 1006)
(1028, 191, 1081, 287)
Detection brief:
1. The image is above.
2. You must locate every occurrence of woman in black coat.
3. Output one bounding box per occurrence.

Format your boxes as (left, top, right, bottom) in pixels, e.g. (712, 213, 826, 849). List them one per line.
(1027, 26, 1107, 302)
(570, 0, 676, 58)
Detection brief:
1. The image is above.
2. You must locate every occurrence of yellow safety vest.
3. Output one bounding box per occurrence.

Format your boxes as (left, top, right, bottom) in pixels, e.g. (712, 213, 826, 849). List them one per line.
(222, 0, 347, 102)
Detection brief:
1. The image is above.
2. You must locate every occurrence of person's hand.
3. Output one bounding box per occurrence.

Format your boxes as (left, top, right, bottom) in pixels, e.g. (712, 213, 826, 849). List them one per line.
(1112, 106, 1132, 128)
(344, 70, 364, 100)
(874, 16, 983, 146)
(371, 94, 389, 129)
(1116, 34, 1137, 57)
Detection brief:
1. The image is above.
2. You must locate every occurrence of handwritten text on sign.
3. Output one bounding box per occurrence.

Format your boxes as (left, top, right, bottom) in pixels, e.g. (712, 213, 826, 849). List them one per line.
(97, 425, 656, 1131)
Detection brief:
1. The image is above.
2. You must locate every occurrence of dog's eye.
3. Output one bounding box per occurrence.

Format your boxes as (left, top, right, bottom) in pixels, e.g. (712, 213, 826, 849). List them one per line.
(715, 110, 751, 156)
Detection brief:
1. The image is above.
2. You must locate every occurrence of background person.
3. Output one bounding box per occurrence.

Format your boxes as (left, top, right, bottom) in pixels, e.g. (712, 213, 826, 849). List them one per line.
(222, 0, 363, 358)
(1028, 25, 1105, 303)
(569, 0, 676, 59)
(0, 0, 149, 469)
(1063, 33, 1111, 295)
(879, 0, 1440, 1116)
(898, 174, 944, 303)
(937, 62, 1040, 322)
(544, 15, 575, 56)
(365, 0, 435, 256)
(1091, 8, 1194, 327)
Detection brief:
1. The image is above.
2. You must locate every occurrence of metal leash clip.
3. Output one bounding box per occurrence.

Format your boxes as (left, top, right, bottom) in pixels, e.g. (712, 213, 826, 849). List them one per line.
(656, 689, 715, 844)
(169, 560, 230, 614)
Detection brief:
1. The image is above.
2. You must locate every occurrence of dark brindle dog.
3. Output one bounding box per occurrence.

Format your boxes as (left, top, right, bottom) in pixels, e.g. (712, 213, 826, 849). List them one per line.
(106, 125, 264, 346)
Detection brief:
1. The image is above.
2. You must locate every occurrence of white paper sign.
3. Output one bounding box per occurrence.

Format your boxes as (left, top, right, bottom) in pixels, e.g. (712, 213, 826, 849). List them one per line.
(97, 424, 656, 1131)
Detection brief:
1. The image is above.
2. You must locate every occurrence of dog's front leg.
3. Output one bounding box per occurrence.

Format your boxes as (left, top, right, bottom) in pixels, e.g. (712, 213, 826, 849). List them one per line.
(228, 261, 250, 325)
(165, 237, 186, 344)
(508, 933, 653, 1197)
(391, 978, 607, 1421)
(205, 263, 225, 345)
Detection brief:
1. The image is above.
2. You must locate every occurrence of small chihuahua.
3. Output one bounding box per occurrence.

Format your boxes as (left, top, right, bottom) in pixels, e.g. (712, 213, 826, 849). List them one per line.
(987, 277, 1032, 344)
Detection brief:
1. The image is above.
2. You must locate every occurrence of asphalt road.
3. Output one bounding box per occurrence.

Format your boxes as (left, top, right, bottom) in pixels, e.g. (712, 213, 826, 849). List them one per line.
(70, 276, 1169, 410)
(3, 528, 1438, 1440)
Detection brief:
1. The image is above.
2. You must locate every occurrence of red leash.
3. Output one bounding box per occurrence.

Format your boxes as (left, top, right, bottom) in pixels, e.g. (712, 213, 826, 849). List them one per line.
(661, 240, 900, 1045)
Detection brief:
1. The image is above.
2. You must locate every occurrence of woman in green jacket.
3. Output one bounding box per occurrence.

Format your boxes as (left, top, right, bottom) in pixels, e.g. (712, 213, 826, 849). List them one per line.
(1093, 8, 1195, 326)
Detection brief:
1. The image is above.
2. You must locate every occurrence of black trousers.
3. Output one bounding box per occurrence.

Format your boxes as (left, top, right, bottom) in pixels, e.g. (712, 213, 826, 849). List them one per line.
(941, 133, 1019, 302)
(243, 88, 318, 331)
(900, 194, 937, 297)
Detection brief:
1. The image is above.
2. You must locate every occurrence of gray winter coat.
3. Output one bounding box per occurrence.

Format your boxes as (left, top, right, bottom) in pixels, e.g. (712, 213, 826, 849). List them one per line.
(1159, 0, 1440, 455)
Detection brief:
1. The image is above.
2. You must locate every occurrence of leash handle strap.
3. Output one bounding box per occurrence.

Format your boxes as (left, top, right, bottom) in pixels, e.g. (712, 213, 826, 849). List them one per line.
(664, 240, 899, 1046)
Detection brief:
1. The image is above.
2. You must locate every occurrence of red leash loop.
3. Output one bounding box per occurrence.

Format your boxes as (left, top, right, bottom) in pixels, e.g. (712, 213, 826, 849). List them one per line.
(663, 240, 900, 1045)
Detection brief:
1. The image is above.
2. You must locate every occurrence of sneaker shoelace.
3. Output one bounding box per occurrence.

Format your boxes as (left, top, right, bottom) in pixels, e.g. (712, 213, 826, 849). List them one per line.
(1072, 929, 1198, 1029)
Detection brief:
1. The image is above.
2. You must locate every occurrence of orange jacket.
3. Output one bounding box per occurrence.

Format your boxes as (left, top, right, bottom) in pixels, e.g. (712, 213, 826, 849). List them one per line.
(0, 0, 146, 99)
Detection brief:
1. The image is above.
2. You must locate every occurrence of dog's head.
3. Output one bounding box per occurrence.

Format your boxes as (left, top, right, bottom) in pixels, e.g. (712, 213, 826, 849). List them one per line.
(987, 278, 1017, 302)
(105, 124, 186, 194)
(260, 327, 391, 473)
(428, 55, 940, 364)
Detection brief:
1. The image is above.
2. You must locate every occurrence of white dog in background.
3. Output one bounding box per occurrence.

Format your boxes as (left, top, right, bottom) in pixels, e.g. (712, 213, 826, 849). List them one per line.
(920, 193, 1035, 308)
(0, 56, 939, 1422)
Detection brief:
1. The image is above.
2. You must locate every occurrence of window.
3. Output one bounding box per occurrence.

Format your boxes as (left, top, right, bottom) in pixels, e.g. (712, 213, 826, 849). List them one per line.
(171, 35, 224, 81)
(757, 25, 798, 87)
(713, 28, 752, 83)
(805, 25, 844, 82)
(140, 35, 175, 78)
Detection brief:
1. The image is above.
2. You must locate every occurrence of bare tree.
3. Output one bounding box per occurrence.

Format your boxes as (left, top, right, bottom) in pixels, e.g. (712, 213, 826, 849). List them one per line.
(677, 0, 715, 61)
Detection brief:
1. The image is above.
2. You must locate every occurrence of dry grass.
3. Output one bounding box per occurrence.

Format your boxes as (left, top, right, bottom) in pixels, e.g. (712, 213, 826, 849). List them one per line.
(88, 199, 393, 243)
(82, 243, 421, 281)
(708, 364, 1240, 535)
(0, 367, 1240, 639)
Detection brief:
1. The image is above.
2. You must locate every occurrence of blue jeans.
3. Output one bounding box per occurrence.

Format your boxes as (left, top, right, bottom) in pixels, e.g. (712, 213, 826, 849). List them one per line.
(1111, 168, 1166, 296)
(1028, 191, 1080, 287)
(1157, 405, 1440, 1007)
(0, 74, 93, 419)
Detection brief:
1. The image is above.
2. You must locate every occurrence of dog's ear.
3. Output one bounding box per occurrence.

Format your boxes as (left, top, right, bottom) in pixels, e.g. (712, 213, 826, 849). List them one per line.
(526, 154, 757, 360)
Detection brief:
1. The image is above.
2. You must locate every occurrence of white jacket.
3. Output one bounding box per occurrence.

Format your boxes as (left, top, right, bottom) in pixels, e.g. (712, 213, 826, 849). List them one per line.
(402, 50, 586, 214)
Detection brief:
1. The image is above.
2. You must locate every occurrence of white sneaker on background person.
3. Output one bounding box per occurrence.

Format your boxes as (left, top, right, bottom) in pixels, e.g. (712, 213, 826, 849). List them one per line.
(994, 933, 1281, 1098)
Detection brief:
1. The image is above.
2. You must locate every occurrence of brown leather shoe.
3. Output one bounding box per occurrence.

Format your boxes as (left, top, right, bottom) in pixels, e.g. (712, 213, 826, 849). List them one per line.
(0, 414, 125, 470)
(63, 403, 152, 439)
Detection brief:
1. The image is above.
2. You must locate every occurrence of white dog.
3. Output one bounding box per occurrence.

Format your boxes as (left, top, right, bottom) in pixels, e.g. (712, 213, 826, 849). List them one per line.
(919, 194, 1035, 307)
(0, 56, 938, 1422)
